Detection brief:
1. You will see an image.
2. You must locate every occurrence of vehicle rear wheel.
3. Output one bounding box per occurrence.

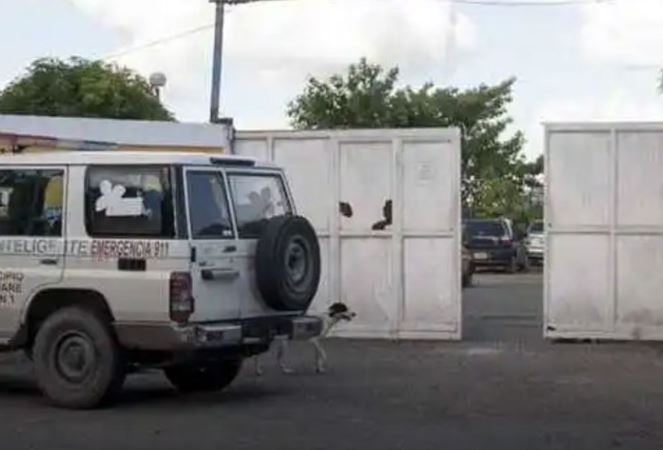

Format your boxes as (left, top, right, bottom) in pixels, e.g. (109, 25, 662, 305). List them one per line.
(165, 359, 242, 393)
(33, 307, 125, 409)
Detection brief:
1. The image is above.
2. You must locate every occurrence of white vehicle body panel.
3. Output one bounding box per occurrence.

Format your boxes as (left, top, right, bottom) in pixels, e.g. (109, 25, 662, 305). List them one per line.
(0, 152, 277, 345)
(0, 165, 67, 340)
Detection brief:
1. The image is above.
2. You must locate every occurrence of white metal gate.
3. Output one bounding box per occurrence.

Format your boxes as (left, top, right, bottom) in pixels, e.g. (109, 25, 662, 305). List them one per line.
(236, 129, 462, 340)
(546, 122, 663, 340)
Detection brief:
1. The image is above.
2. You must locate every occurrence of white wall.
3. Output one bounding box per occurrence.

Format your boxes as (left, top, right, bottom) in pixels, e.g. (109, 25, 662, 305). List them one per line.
(0, 115, 231, 149)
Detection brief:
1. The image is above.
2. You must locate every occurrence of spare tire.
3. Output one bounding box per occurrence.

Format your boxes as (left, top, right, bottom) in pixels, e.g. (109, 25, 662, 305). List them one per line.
(256, 215, 321, 311)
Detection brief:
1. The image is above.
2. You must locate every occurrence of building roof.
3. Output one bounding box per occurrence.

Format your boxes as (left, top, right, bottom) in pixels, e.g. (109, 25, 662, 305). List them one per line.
(0, 151, 275, 168)
(0, 115, 231, 149)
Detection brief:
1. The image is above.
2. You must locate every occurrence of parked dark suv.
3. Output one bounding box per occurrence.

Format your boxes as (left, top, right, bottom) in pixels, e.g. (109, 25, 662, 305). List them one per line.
(463, 218, 528, 273)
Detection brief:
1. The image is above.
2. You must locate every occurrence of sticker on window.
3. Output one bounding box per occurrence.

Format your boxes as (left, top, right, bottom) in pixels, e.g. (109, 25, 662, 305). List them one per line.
(249, 187, 276, 219)
(95, 180, 145, 217)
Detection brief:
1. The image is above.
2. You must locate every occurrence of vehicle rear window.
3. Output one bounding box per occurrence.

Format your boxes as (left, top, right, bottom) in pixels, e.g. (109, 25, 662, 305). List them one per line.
(228, 173, 291, 239)
(529, 221, 544, 233)
(86, 166, 175, 238)
(187, 171, 233, 240)
(0, 169, 64, 237)
(465, 221, 506, 237)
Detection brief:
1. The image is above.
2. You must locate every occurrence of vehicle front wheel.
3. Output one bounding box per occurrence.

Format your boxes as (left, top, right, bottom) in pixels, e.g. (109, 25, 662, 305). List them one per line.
(165, 359, 242, 393)
(33, 307, 125, 409)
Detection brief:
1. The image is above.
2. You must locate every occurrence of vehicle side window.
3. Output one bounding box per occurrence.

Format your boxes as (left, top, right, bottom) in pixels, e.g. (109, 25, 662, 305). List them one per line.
(187, 171, 233, 240)
(228, 173, 291, 239)
(86, 166, 174, 238)
(0, 169, 64, 237)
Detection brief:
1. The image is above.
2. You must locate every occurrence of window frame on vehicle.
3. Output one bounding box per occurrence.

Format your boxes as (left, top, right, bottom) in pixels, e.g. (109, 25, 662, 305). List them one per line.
(183, 168, 236, 241)
(225, 169, 294, 240)
(84, 164, 176, 240)
(0, 165, 67, 238)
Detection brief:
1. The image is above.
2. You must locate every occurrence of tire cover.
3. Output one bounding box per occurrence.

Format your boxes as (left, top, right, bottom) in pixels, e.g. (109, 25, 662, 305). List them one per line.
(255, 215, 321, 311)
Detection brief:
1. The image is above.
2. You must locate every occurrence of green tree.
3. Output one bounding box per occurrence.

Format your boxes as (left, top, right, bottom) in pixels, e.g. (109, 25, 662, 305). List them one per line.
(0, 57, 173, 121)
(288, 58, 527, 218)
(520, 153, 545, 223)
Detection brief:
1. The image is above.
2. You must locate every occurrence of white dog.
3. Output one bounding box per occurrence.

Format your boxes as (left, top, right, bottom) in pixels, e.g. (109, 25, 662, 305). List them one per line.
(255, 303, 356, 375)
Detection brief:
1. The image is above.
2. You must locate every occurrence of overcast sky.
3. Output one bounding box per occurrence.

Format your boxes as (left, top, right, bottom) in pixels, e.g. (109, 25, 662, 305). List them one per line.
(2, 0, 663, 159)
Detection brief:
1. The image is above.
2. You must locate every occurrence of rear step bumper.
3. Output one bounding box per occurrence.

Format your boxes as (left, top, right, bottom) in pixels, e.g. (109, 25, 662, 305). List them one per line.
(116, 315, 323, 351)
(290, 316, 324, 340)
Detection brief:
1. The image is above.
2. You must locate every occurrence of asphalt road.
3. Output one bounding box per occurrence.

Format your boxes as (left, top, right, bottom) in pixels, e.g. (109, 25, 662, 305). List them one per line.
(2, 272, 663, 450)
(463, 270, 544, 343)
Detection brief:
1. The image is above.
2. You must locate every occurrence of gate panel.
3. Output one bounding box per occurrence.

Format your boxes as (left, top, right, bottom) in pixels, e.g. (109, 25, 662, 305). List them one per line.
(547, 123, 663, 340)
(236, 129, 461, 340)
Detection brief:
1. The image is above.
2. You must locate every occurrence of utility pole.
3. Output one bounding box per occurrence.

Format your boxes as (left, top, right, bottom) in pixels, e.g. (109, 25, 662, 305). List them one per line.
(209, 0, 226, 123)
(209, 0, 264, 123)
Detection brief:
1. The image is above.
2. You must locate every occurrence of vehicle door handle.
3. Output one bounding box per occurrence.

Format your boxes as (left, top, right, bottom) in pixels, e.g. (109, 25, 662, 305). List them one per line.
(223, 245, 237, 253)
(201, 268, 240, 281)
(39, 258, 59, 266)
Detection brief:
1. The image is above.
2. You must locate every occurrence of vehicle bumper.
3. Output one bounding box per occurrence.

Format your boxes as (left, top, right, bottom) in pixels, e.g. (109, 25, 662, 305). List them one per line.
(115, 315, 323, 352)
(527, 247, 544, 260)
(470, 248, 514, 265)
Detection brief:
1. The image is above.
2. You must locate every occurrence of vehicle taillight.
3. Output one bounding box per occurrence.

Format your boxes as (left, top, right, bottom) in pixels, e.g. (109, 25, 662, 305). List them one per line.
(170, 272, 194, 323)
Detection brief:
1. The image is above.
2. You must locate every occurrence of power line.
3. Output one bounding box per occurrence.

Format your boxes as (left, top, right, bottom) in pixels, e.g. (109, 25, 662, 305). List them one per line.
(99, 0, 616, 61)
(226, 0, 614, 6)
(101, 23, 215, 61)
(99, 1, 291, 61)
(447, 0, 612, 5)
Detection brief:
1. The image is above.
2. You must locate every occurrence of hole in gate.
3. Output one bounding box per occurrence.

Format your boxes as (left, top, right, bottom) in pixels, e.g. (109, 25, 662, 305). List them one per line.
(371, 200, 392, 231)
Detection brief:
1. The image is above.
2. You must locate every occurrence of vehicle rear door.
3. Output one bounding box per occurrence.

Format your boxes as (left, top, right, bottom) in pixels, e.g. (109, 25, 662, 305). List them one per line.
(184, 168, 241, 322)
(226, 169, 295, 319)
(0, 167, 66, 341)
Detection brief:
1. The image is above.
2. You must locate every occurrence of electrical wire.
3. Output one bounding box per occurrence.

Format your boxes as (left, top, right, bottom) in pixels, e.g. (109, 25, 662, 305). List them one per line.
(100, 0, 616, 61)
(225, 0, 613, 5)
(447, 0, 612, 5)
(101, 23, 215, 60)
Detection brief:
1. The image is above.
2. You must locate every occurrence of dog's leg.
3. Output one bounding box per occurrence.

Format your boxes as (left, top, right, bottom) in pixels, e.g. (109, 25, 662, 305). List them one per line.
(254, 355, 264, 377)
(276, 338, 294, 374)
(312, 338, 327, 374)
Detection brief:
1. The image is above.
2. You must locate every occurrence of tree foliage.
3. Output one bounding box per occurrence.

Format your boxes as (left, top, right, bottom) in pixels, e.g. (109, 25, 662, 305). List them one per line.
(520, 154, 545, 223)
(288, 58, 538, 221)
(0, 58, 173, 121)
